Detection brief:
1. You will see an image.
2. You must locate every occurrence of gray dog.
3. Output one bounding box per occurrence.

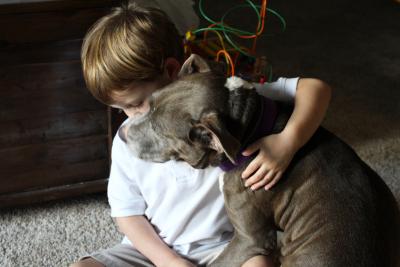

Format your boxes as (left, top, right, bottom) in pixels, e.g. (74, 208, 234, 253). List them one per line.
(126, 54, 400, 267)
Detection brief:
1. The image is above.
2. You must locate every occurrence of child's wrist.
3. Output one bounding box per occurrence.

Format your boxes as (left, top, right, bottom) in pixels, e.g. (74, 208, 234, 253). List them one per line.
(281, 125, 303, 153)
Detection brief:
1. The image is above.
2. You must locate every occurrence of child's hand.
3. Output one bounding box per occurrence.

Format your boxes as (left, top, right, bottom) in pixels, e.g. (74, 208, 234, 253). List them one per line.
(241, 132, 296, 191)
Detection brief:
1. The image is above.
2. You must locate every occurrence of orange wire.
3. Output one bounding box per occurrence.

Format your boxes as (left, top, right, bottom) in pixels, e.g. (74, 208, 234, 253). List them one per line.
(238, 0, 267, 39)
(257, 0, 267, 35)
(216, 50, 235, 76)
(252, 0, 267, 53)
(198, 0, 268, 77)
(251, 37, 257, 54)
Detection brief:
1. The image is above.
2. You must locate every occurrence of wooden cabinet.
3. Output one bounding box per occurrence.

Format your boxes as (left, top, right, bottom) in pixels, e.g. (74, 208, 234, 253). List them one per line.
(0, 0, 124, 207)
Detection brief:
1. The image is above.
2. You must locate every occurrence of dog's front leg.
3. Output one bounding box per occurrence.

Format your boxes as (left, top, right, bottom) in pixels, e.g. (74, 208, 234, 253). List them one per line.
(209, 169, 276, 267)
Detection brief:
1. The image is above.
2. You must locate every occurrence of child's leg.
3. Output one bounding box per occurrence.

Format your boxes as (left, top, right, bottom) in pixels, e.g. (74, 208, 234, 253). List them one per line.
(70, 257, 104, 267)
(71, 244, 155, 267)
(241, 255, 276, 267)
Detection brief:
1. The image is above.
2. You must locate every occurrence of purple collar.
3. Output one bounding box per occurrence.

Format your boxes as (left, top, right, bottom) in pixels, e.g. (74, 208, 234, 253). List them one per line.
(219, 97, 278, 172)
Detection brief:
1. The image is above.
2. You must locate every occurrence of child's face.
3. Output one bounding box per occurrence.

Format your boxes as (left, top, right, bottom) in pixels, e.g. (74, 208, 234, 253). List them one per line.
(110, 57, 181, 118)
(110, 78, 167, 118)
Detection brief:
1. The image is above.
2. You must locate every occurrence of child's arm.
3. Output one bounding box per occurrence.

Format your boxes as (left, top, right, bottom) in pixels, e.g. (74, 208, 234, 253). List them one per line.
(116, 216, 196, 267)
(242, 78, 332, 190)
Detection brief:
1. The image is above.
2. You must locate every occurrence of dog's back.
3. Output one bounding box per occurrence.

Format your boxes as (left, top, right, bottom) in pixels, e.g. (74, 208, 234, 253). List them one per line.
(216, 103, 400, 267)
(273, 126, 400, 266)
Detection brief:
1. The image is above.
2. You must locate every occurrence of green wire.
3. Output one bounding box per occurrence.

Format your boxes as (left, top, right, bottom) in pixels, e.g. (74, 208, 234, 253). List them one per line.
(197, 0, 256, 36)
(197, 0, 286, 80)
(268, 8, 287, 31)
(245, 0, 261, 32)
(192, 26, 247, 36)
(198, 0, 216, 26)
(196, 0, 286, 45)
(197, 1, 257, 36)
(219, 2, 261, 58)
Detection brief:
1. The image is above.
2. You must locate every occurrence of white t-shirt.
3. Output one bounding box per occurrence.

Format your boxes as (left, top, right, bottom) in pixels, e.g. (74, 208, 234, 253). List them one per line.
(107, 77, 299, 256)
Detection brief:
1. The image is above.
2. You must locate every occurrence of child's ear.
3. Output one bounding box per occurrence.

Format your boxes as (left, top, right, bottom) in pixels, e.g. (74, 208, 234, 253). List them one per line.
(164, 57, 181, 81)
(178, 54, 211, 77)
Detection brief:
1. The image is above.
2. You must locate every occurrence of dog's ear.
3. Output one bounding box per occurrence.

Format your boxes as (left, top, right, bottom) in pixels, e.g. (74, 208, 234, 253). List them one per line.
(178, 54, 211, 77)
(188, 111, 240, 164)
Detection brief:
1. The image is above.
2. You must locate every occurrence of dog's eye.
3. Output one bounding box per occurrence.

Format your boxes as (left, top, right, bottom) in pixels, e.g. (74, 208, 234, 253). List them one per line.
(189, 127, 211, 146)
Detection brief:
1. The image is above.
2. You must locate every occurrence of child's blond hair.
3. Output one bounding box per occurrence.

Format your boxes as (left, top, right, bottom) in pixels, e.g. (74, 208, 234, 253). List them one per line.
(81, 2, 183, 105)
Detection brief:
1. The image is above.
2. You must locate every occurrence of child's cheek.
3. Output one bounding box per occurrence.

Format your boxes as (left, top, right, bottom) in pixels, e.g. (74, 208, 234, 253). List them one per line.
(125, 104, 151, 118)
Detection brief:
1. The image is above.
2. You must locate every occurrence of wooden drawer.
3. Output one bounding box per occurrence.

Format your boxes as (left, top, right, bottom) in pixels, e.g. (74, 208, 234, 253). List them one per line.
(0, 0, 123, 207)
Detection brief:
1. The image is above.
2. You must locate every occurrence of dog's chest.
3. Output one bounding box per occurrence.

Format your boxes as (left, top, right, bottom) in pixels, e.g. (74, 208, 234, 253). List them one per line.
(220, 164, 274, 211)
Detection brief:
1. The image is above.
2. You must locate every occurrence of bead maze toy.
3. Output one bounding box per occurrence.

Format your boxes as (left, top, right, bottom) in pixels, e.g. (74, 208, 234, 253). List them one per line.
(184, 0, 286, 83)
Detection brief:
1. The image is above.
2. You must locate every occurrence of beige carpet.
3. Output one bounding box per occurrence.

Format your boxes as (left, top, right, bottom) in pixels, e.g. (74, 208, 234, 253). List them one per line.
(1, 0, 399, 266)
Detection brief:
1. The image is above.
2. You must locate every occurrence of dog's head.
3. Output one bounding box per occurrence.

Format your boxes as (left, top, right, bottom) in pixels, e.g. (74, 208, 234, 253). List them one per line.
(126, 54, 254, 168)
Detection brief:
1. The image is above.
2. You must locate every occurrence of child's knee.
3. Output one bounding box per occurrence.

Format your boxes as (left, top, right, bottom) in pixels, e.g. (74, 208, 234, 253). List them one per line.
(70, 257, 105, 267)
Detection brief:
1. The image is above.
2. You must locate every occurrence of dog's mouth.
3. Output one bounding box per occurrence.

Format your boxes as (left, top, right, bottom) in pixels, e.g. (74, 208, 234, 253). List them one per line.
(192, 150, 223, 169)
(192, 152, 210, 169)
(192, 152, 209, 169)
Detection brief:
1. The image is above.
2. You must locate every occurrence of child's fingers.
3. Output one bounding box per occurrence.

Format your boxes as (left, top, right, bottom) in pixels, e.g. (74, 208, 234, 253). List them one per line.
(250, 170, 275, 190)
(264, 171, 283, 190)
(241, 158, 262, 178)
(244, 165, 268, 187)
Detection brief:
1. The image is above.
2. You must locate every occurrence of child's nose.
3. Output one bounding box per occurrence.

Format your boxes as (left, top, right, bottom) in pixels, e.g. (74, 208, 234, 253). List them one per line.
(126, 102, 151, 118)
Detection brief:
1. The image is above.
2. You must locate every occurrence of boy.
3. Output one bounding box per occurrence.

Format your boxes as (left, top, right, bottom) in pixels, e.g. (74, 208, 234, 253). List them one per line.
(72, 3, 331, 267)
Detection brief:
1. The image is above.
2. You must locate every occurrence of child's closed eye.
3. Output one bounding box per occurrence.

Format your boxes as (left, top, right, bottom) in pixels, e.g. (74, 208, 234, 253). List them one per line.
(127, 101, 144, 109)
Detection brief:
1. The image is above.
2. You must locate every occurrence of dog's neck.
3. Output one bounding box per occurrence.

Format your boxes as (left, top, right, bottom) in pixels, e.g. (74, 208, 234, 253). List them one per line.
(220, 95, 278, 171)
